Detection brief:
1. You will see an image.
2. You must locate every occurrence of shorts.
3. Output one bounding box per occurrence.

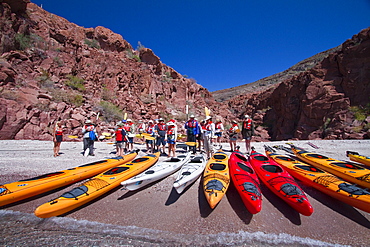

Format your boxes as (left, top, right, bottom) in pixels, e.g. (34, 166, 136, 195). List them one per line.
(196, 133, 202, 141)
(116, 141, 125, 148)
(167, 139, 176, 144)
(215, 132, 222, 137)
(242, 130, 253, 140)
(55, 135, 62, 143)
(146, 139, 153, 144)
(127, 137, 134, 143)
(156, 136, 166, 146)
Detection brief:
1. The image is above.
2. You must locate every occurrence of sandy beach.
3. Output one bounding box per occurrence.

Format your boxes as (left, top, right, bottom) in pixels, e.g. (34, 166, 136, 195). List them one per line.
(0, 139, 370, 246)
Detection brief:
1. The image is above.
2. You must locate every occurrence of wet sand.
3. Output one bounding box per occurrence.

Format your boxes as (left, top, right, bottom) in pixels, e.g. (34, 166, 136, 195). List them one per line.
(0, 139, 370, 246)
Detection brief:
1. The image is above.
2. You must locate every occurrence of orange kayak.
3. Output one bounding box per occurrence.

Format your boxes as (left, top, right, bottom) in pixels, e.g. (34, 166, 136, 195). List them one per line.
(35, 152, 159, 218)
(0, 151, 138, 207)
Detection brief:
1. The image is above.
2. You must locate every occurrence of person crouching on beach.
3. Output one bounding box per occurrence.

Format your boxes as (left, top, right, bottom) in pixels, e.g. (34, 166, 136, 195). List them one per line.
(115, 122, 127, 157)
(53, 121, 64, 157)
(166, 120, 178, 157)
(228, 120, 239, 152)
(82, 120, 98, 156)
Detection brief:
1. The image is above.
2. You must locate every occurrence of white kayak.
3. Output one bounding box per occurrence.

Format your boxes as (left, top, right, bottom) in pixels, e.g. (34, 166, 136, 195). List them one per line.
(121, 153, 191, 190)
(173, 154, 207, 194)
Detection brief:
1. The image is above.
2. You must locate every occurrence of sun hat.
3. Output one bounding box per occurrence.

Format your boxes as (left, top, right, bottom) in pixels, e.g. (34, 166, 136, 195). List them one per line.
(117, 122, 124, 126)
(127, 119, 132, 122)
(244, 115, 250, 119)
(85, 120, 92, 124)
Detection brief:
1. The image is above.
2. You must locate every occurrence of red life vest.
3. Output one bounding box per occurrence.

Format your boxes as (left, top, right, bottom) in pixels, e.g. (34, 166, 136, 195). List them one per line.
(138, 123, 144, 130)
(215, 122, 222, 130)
(229, 124, 238, 132)
(205, 121, 213, 131)
(124, 123, 133, 132)
(167, 126, 175, 135)
(146, 124, 154, 134)
(116, 127, 124, 141)
(55, 128, 63, 136)
(243, 119, 252, 130)
(157, 123, 166, 131)
(187, 120, 197, 128)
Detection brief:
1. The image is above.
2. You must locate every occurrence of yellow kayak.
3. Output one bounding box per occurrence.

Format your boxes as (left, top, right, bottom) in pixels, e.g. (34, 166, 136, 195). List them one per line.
(347, 151, 370, 167)
(0, 152, 138, 207)
(203, 150, 230, 209)
(266, 147, 370, 213)
(292, 146, 370, 189)
(35, 152, 160, 218)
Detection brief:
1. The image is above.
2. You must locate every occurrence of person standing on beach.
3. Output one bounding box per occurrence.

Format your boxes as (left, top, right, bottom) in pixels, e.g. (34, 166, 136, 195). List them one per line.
(145, 120, 155, 153)
(155, 118, 167, 154)
(124, 119, 135, 152)
(241, 115, 254, 154)
(228, 120, 239, 152)
(203, 116, 215, 159)
(166, 121, 178, 157)
(115, 122, 126, 157)
(137, 120, 146, 142)
(53, 121, 64, 157)
(214, 119, 224, 148)
(82, 120, 98, 156)
(184, 115, 199, 154)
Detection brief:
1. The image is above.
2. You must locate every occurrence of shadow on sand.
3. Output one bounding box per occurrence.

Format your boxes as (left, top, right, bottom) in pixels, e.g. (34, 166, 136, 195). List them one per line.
(259, 182, 302, 225)
(226, 183, 253, 224)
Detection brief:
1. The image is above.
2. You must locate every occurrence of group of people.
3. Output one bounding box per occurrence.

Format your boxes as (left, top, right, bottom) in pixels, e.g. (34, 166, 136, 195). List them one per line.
(184, 114, 254, 158)
(52, 114, 255, 158)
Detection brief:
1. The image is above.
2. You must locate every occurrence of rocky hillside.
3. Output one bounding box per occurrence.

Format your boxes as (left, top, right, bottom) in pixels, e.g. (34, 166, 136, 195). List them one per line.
(0, 0, 231, 140)
(212, 46, 341, 102)
(228, 27, 370, 140)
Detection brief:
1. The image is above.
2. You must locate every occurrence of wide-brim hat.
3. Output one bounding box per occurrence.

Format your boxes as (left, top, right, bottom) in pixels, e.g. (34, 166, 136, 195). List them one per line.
(85, 120, 92, 124)
(244, 115, 250, 119)
(117, 122, 124, 126)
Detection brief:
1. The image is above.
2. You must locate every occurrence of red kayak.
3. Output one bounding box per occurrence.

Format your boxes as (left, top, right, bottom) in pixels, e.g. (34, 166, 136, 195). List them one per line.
(229, 150, 262, 214)
(249, 148, 313, 216)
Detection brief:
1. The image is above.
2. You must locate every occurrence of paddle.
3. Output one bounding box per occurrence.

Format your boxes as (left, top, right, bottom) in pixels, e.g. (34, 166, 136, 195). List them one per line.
(68, 135, 78, 139)
(185, 142, 198, 147)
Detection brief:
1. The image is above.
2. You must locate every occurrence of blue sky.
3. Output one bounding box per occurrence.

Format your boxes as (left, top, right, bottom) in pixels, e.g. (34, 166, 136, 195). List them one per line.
(32, 0, 370, 92)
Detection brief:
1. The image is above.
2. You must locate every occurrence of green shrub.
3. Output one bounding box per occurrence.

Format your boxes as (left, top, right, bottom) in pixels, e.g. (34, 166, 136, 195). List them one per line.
(65, 75, 86, 92)
(49, 88, 84, 107)
(38, 70, 55, 89)
(84, 39, 100, 49)
(96, 101, 123, 122)
(15, 33, 31, 50)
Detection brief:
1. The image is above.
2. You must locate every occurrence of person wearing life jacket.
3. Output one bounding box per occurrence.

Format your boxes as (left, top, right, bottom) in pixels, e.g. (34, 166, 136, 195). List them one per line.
(53, 121, 64, 157)
(228, 120, 239, 152)
(166, 121, 178, 157)
(115, 122, 127, 157)
(214, 119, 224, 147)
(184, 115, 199, 154)
(197, 119, 205, 152)
(82, 120, 98, 156)
(137, 120, 146, 142)
(203, 116, 215, 159)
(155, 118, 167, 154)
(241, 115, 254, 154)
(145, 120, 155, 153)
(124, 119, 135, 152)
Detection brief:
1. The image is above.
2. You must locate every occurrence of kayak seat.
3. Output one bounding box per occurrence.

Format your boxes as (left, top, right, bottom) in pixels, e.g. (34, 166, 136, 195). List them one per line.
(145, 170, 155, 174)
(210, 163, 226, 171)
(235, 153, 248, 162)
(61, 185, 88, 199)
(182, 171, 191, 175)
(213, 154, 227, 160)
(253, 156, 269, 161)
(262, 165, 283, 173)
(191, 157, 203, 163)
(237, 162, 254, 174)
